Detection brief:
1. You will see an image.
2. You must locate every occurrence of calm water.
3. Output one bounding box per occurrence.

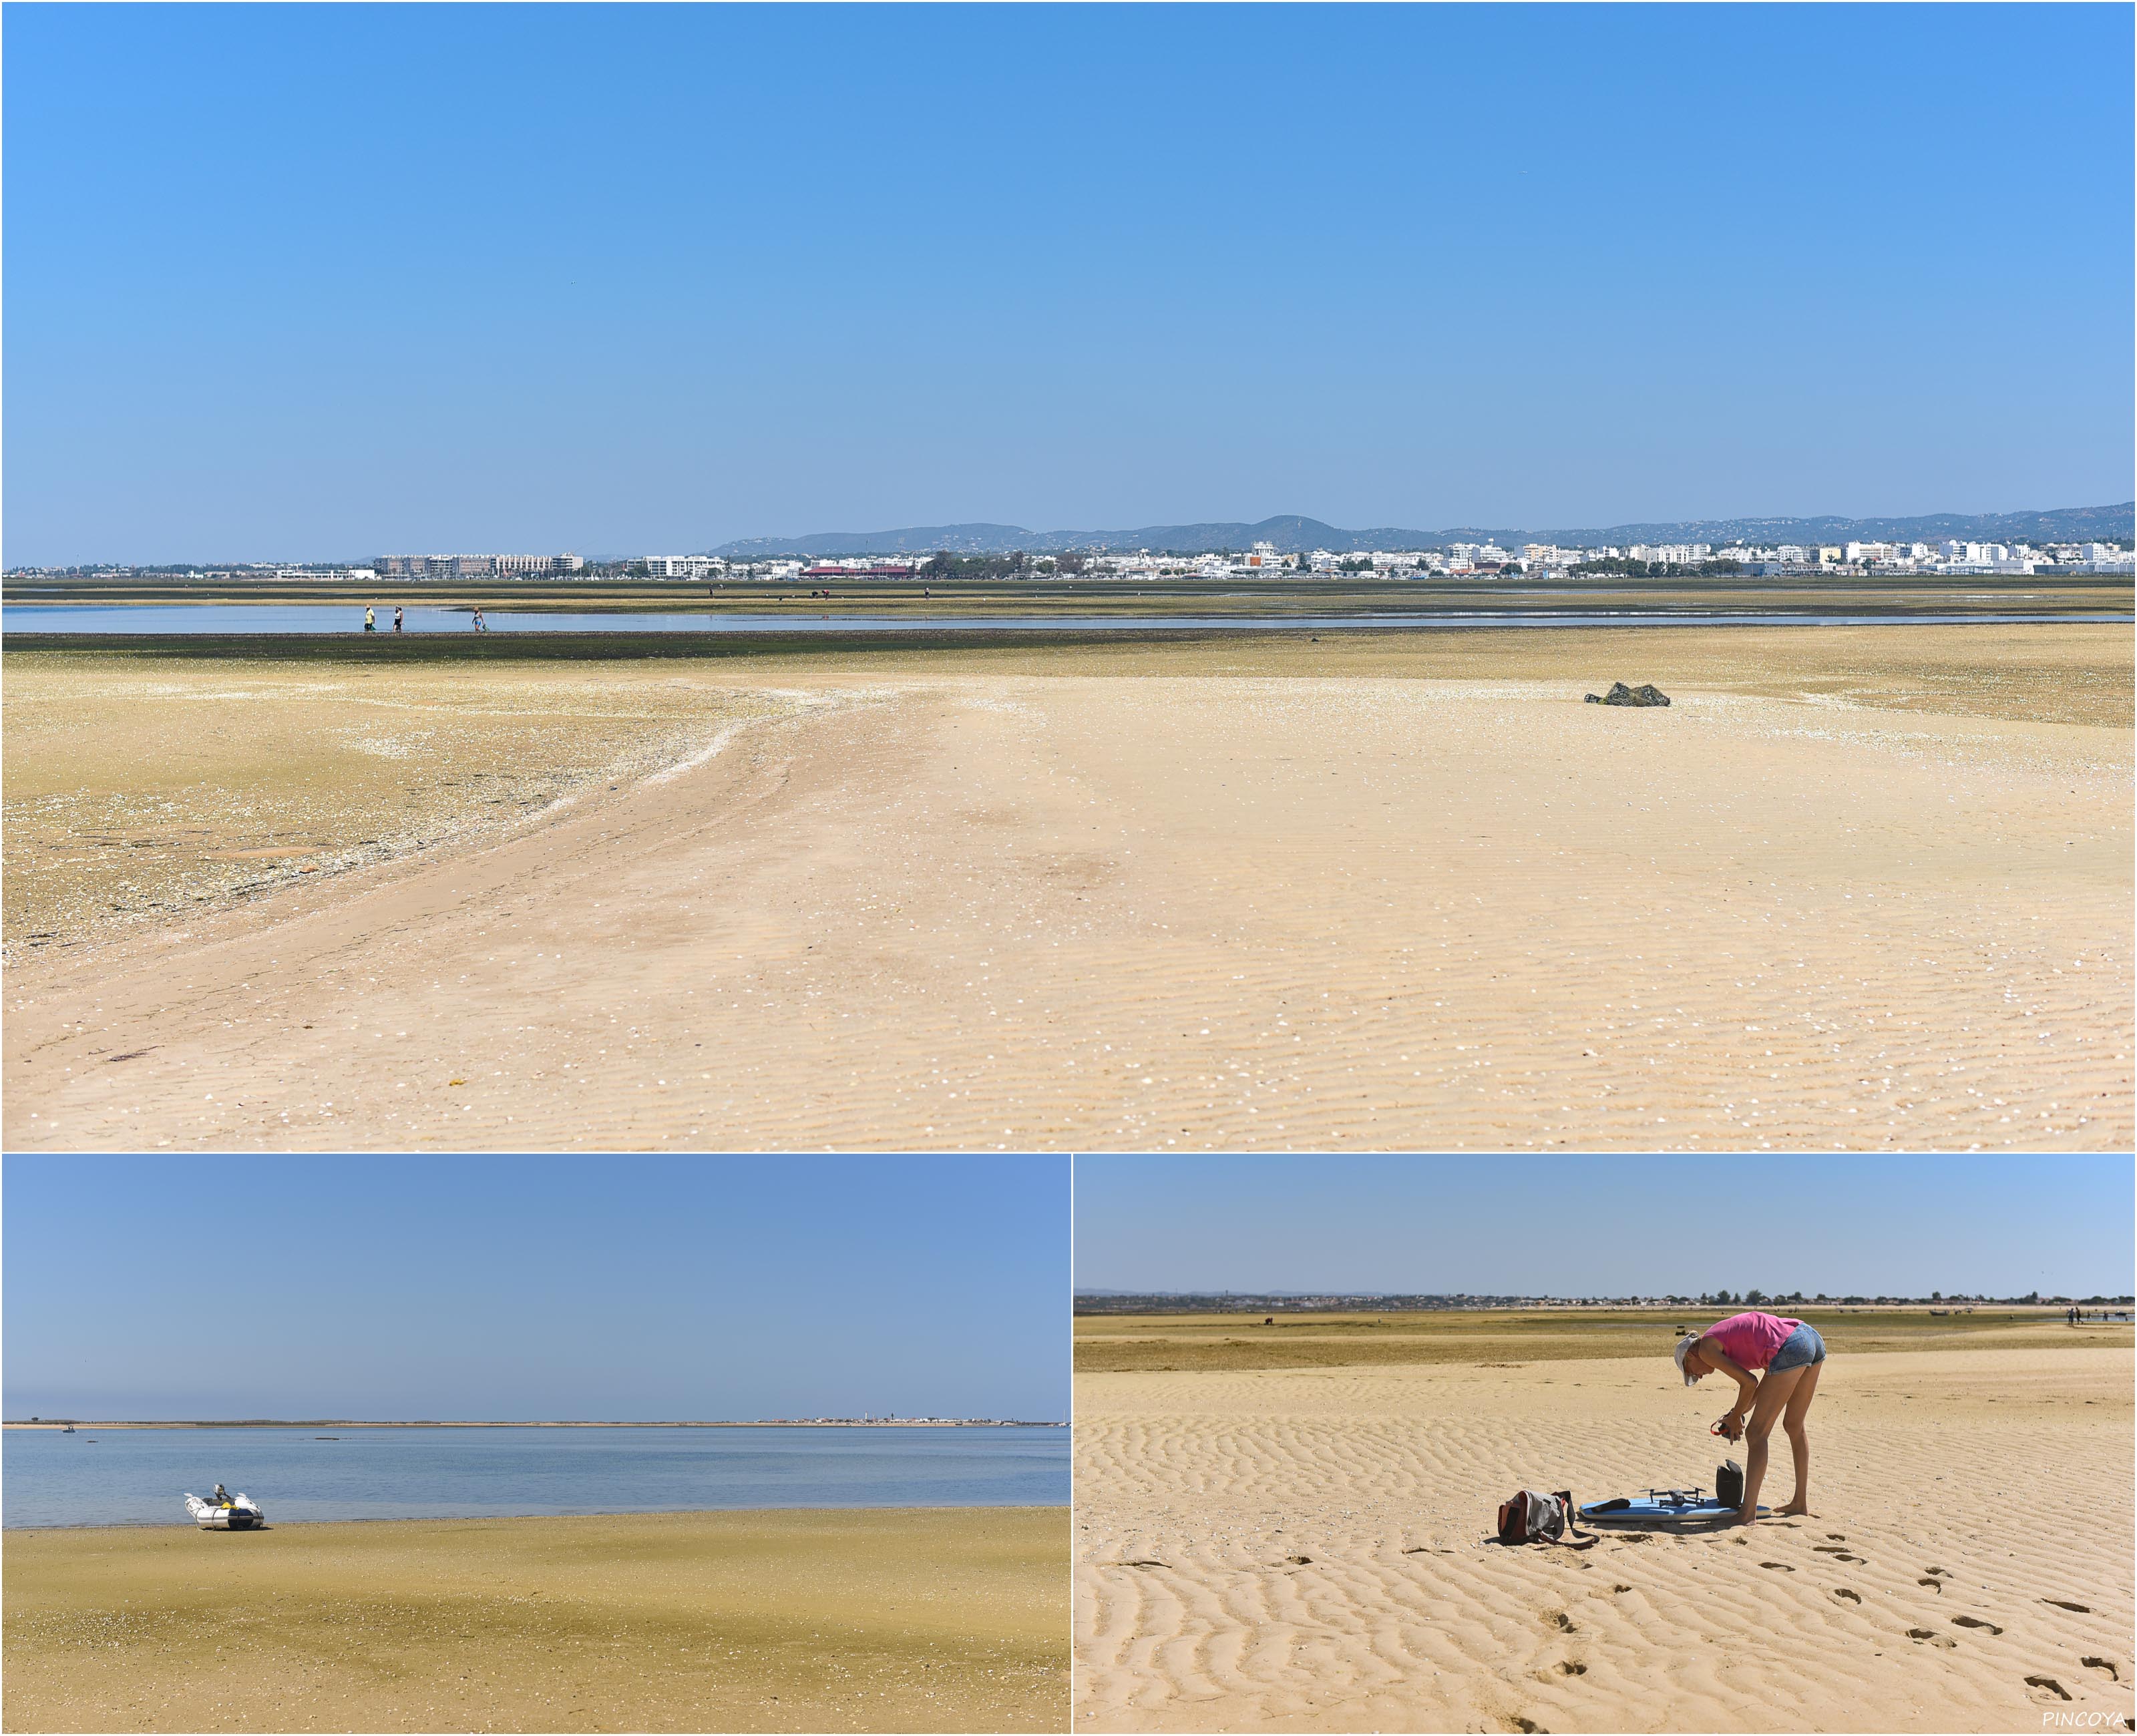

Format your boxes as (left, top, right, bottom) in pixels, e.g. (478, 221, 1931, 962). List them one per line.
(1, 1425, 1067, 1528)
(6, 604, 2126, 635)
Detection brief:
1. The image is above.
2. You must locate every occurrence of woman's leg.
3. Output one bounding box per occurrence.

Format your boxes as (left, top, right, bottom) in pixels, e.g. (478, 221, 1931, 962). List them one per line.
(1775, 1360, 1823, 1515)
(1736, 1363, 1808, 1522)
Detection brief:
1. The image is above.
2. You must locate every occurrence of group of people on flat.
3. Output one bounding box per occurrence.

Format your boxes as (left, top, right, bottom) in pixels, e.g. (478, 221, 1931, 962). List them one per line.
(361, 606, 486, 632)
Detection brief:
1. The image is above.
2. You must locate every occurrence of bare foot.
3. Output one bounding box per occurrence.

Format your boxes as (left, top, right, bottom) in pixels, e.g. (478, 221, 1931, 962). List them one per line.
(1728, 1508, 1759, 1526)
(1777, 1501, 1812, 1517)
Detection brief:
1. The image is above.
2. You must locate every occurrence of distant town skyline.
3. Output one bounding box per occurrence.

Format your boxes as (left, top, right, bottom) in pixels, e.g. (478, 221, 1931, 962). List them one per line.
(11, 499, 2131, 576)
(5, 5, 2129, 566)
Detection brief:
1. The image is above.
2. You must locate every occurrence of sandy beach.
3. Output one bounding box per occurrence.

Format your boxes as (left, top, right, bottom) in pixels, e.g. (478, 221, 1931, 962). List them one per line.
(1073, 1329, 2134, 1733)
(2, 1505, 1065, 1733)
(5, 626, 2130, 1150)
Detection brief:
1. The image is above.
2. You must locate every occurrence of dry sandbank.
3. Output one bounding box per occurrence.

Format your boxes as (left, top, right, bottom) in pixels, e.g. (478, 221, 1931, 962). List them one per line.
(1074, 1347, 2134, 1733)
(5, 628, 2129, 1150)
(4, 1505, 1065, 1733)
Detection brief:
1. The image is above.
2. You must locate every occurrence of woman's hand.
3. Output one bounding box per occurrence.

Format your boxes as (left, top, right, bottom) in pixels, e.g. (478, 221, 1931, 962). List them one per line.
(1716, 1409, 1745, 1442)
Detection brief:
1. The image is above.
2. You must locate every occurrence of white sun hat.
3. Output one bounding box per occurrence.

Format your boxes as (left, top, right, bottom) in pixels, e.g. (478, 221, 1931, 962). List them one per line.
(1674, 1334, 1703, 1385)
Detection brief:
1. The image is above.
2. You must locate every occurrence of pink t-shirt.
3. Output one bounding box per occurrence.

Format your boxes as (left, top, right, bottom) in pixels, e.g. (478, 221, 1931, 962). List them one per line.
(1704, 1311, 1804, 1371)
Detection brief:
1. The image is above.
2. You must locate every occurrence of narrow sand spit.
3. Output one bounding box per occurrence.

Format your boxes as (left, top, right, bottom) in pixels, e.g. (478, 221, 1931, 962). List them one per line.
(1073, 1347, 2135, 1733)
(5, 668, 2130, 1150)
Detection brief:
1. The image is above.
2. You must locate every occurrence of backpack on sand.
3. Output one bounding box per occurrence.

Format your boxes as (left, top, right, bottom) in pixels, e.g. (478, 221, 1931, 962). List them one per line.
(1495, 1488, 1596, 1550)
(1716, 1460, 1744, 1508)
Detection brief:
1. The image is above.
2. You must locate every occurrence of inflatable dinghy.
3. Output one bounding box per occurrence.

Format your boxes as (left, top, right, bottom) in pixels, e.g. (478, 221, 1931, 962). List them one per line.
(1579, 1488, 1767, 1528)
(184, 1492, 264, 1530)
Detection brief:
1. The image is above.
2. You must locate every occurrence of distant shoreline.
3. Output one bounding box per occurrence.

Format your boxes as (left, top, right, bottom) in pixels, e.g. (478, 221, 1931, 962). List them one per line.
(7, 1501, 1071, 1534)
(4, 1419, 1066, 1431)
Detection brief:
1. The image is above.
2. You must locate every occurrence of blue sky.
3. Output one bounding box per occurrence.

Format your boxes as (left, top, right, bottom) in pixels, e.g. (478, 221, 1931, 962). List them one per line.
(1074, 1156, 2136, 1297)
(5, 4, 2130, 565)
(3, 1156, 1066, 1420)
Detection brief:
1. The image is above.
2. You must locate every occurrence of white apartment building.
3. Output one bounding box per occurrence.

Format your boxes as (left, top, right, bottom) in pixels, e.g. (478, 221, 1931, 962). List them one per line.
(644, 555, 723, 579)
(494, 554, 583, 575)
(375, 553, 582, 578)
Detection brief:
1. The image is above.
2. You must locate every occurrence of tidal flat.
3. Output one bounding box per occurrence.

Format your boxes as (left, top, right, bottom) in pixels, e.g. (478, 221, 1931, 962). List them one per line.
(1073, 1303, 2137, 1373)
(5, 626, 2130, 1150)
(1, 1506, 1067, 1733)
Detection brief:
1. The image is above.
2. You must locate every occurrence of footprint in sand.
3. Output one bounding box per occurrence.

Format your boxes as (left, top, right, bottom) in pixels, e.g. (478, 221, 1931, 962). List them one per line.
(1121, 1560, 1171, 1569)
(1833, 1589, 1862, 1604)
(1826, 1533, 1847, 1542)
(1918, 1578, 1944, 1592)
(2080, 1657, 2119, 1681)
(1907, 1629, 1957, 1649)
(1509, 1719, 1546, 1735)
(1285, 1554, 1313, 1566)
(1951, 1616, 2001, 1635)
(1924, 1566, 1951, 1578)
(1612, 1584, 1633, 1594)
(2043, 1599, 2091, 1613)
(1551, 1612, 1576, 1633)
(1555, 1661, 1587, 1676)
(2025, 1676, 2071, 1701)
(1760, 1562, 1795, 1571)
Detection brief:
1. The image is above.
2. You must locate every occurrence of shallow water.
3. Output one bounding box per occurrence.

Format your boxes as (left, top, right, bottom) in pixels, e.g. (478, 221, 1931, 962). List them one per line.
(5, 604, 2127, 634)
(1, 1424, 1068, 1528)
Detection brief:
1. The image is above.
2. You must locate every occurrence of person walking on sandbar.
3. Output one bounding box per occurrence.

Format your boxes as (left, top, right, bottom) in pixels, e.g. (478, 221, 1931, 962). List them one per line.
(364, 606, 375, 632)
(1674, 1309, 1826, 1524)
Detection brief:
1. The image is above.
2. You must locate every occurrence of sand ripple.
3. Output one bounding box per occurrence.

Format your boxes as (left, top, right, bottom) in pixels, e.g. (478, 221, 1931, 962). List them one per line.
(1074, 1350, 2135, 1732)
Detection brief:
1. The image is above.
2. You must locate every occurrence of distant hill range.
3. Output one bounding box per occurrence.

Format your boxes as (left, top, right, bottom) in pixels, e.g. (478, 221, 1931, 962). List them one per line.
(710, 502, 2133, 558)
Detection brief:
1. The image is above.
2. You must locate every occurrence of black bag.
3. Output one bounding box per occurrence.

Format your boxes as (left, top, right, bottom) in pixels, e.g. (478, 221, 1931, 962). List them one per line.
(1495, 1488, 1597, 1550)
(1716, 1460, 1744, 1508)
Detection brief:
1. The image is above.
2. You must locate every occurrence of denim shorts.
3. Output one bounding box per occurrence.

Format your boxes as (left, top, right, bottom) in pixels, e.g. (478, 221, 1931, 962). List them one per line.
(1768, 1323, 1826, 1374)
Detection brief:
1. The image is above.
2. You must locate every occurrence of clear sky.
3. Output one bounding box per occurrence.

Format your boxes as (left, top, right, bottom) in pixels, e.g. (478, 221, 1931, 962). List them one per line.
(3, 1156, 1066, 1420)
(5, 4, 2129, 566)
(1073, 1156, 2136, 1297)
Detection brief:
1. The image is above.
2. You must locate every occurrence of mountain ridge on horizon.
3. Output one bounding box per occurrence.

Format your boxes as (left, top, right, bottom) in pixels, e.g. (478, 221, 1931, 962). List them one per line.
(708, 502, 2134, 560)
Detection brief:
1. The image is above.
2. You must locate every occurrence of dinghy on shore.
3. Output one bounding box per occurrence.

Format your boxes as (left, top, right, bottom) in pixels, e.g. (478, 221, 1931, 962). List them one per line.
(184, 1491, 264, 1530)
